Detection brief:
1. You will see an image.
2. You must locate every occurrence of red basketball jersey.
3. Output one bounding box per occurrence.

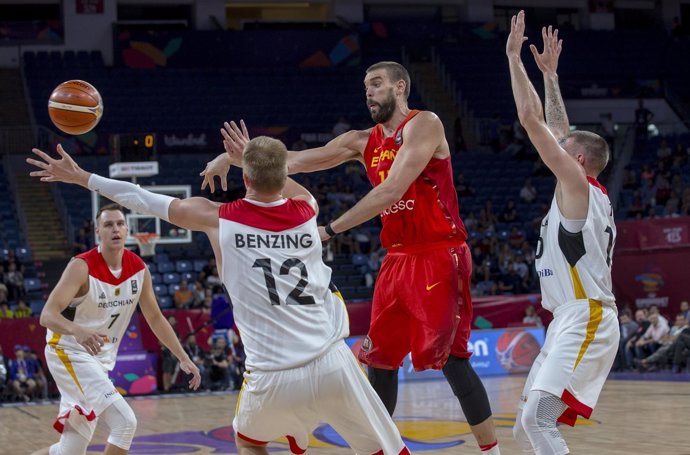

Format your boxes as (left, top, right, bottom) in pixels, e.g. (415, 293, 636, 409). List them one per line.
(363, 110, 467, 249)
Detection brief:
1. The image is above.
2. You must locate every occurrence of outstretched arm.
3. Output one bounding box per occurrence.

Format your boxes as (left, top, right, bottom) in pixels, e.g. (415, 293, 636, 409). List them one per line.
(507, 11, 588, 219)
(28, 145, 220, 233)
(200, 120, 365, 192)
(321, 111, 442, 239)
(530, 25, 570, 140)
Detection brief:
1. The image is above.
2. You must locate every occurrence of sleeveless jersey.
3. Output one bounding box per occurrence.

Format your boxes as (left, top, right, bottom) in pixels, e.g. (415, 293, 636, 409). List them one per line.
(363, 110, 467, 249)
(535, 177, 616, 312)
(46, 247, 146, 371)
(219, 198, 349, 371)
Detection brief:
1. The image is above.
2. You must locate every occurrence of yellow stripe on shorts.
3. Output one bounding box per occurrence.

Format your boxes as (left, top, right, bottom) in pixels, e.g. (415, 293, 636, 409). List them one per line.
(574, 299, 603, 371)
(235, 379, 247, 417)
(55, 347, 85, 395)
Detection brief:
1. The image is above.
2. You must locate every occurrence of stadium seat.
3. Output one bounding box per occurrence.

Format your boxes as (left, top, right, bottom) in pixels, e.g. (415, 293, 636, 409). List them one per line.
(157, 261, 175, 273)
(193, 259, 209, 272)
(147, 262, 157, 273)
(158, 296, 173, 309)
(168, 283, 181, 296)
(153, 253, 169, 264)
(163, 272, 181, 284)
(153, 284, 168, 297)
(24, 277, 42, 292)
(181, 271, 196, 283)
(15, 247, 32, 262)
(351, 254, 368, 266)
(150, 273, 162, 285)
(175, 260, 193, 273)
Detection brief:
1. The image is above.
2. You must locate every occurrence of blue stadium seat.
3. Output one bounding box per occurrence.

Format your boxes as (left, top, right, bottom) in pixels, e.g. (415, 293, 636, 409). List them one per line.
(181, 271, 196, 283)
(157, 261, 175, 273)
(24, 277, 42, 292)
(153, 284, 168, 297)
(147, 262, 157, 273)
(168, 283, 181, 295)
(193, 259, 209, 272)
(153, 253, 169, 264)
(30, 299, 45, 315)
(150, 273, 162, 285)
(15, 247, 32, 263)
(158, 296, 173, 309)
(175, 260, 192, 273)
(163, 273, 181, 285)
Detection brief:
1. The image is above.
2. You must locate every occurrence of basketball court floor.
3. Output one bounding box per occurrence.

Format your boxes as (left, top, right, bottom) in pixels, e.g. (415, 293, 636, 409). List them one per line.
(2, 374, 688, 455)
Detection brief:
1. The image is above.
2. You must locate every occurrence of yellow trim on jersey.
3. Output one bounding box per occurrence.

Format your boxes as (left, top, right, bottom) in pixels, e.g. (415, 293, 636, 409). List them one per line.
(48, 332, 62, 346)
(235, 379, 247, 417)
(574, 299, 603, 371)
(569, 266, 587, 300)
(55, 347, 85, 395)
(333, 289, 350, 333)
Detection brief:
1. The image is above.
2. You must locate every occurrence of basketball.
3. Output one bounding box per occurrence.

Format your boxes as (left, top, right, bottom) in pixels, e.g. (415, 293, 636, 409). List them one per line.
(495, 330, 541, 373)
(47, 80, 103, 135)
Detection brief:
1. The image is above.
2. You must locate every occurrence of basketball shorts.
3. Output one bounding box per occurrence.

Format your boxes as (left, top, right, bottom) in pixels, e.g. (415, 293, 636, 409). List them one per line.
(517, 299, 619, 426)
(46, 344, 124, 439)
(233, 341, 408, 455)
(358, 242, 473, 371)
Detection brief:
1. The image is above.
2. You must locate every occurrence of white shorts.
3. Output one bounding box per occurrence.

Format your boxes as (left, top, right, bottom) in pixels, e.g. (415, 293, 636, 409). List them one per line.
(45, 345, 124, 439)
(233, 341, 407, 455)
(518, 299, 619, 426)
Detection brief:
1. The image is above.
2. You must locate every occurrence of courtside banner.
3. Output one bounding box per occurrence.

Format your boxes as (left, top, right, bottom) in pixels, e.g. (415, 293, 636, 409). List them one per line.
(346, 327, 545, 381)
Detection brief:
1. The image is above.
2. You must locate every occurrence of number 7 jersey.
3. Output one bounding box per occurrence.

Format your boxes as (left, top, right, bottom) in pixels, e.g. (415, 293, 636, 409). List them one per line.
(218, 198, 349, 371)
(535, 177, 616, 312)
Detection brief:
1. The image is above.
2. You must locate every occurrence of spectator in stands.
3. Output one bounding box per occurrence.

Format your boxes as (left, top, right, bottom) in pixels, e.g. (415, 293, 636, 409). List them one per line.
(28, 349, 48, 400)
(635, 313, 669, 360)
(182, 334, 206, 388)
(191, 279, 205, 307)
(522, 305, 543, 327)
(500, 200, 518, 223)
(639, 313, 689, 371)
(622, 166, 637, 189)
(519, 178, 537, 203)
(640, 163, 655, 183)
(614, 311, 638, 371)
(0, 281, 8, 306)
(0, 345, 8, 395)
(160, 340, 178, 392)
(13, 300, 31, 318)
(174, 280, 195, 309)
(648, 304, 668, 326)
(205, 265, 222, 288)
(4, 263, 24, 302)
(455, 173, 476, 197)
(2, 250, 21, 269)
(204, 336, 231, 391)
(663, 192, 681, 217)
(72, 227, 92, 254)
(656, 139, 672, 165)
(627, 190, 645, 218)
(332, 116, 351, 137)
(634, 99, 654, 141)
(672, 142, 688, 167)
(640, 178, 657, 208)
(0, 302, 13, 318)
(10, 345, 36, 401)
(227, 329, 246, 390)
(680, 300, 690, 322)
(625, 309, 650, 370)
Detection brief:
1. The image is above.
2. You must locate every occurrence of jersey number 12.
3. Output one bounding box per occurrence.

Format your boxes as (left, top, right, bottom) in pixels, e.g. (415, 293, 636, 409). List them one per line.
(253, 258, 316, 305)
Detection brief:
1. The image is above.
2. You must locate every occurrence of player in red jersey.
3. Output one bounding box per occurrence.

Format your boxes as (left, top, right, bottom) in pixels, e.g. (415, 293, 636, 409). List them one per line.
(203, 61, 501, 454)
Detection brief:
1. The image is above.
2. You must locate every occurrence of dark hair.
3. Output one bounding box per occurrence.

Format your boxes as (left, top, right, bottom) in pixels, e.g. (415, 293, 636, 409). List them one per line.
(366, 61, 411, 99)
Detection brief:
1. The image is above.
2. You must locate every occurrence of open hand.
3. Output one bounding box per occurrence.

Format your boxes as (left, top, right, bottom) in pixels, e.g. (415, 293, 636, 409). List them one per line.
(27, 144, 90, 186)
(179, 358, 202, 390)
(506, 10, 528, 58)
(530, 25, 562, 76)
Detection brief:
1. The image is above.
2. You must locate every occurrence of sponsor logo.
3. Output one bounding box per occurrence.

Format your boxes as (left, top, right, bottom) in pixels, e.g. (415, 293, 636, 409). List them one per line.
(426, 282, 441, 291)
(115, 287, 121, 297)
(537, 268, 554, 277)
(635, 269, 669, 308)
(163, 133, 208, 148)
(98, 298, 135, 309)
(361, 336, 372, 352)
(131, 280, 138, 294)
(381, 199, 415, 216)
(104, 389, 118, 399)
(662, 227, 683, 244)
(395, 129, 403, 146)
(99, 292, 106, 300)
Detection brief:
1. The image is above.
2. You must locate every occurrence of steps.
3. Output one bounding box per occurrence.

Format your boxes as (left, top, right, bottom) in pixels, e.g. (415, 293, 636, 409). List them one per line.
(409, 61, 460, 146)
(14, 174, 70, 260)
(0, 68, 30, 127)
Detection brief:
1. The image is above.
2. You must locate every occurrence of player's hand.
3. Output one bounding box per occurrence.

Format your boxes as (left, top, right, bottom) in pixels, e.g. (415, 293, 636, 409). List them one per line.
(221, 120, 250, 165)
(506, 10, 528, 58)
(530, 25, 562, 76)
(27, 144, 91, 187)
(179, 357, 202, 390)
(318, 226, 331, 242)
(200, 153, 231, 193)
(73, 326, 107, 356)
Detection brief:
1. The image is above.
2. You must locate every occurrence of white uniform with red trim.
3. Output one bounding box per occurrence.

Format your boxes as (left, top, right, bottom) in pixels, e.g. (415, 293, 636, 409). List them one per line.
(45, 247, 145, 438)
(521, 178, 620, 426)
(220, 198, 408, 455)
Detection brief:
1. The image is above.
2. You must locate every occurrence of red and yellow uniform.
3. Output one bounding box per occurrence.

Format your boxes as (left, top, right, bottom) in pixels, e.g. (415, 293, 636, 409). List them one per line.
(359, 110, 473, 371)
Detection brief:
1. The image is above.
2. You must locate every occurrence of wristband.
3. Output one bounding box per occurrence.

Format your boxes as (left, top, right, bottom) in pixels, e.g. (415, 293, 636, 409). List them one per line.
(324, 222, 337, 237)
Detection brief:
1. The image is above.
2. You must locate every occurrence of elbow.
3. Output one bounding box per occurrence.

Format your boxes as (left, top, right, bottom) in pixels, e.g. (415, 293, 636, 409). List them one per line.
(39, 311, 49, 328)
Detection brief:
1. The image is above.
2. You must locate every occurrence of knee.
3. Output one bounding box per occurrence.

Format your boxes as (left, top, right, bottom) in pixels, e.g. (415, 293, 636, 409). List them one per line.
(104, 401, 138, 450)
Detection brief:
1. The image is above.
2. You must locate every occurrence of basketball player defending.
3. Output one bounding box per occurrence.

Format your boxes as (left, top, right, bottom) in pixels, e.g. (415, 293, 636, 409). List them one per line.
(507, 11, 619, 455)
(28, 137, 409, 455)
(31, 204, 201, 455)
(203, 61, 500, 454)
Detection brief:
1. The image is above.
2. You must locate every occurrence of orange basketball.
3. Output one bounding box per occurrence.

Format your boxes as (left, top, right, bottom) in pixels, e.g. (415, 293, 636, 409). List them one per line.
(48, 80, 103, 135)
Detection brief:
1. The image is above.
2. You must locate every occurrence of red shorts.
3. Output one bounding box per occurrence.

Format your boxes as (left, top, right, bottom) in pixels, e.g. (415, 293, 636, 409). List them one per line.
(358, 242, 473, 371)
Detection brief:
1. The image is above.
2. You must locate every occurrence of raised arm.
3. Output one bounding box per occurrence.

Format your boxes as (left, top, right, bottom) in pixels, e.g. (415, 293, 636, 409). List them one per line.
(506, 11, 588, 219)
(529, 25, 570, 140)
(322, 111, 443, 239)
(28, 145, 220, 234)
(200, 120, 366, 192)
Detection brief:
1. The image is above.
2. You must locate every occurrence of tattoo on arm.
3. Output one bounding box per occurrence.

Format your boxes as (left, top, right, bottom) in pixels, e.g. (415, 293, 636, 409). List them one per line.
(544, 76, 570, 140)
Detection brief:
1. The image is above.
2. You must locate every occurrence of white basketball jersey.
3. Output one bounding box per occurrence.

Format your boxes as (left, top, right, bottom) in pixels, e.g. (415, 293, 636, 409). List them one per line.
(46, 247, 146, 370)
(219, 198, 349, 371)
(535, 178, 616, 312)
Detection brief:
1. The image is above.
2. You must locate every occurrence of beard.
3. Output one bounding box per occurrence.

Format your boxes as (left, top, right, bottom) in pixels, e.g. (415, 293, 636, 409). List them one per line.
(368, 90, 396, 124)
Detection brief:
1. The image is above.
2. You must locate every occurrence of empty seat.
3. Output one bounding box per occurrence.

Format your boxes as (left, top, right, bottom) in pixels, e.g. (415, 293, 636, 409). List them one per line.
(157, 261, 175, 273)
(193, 259, 209, 272)
(163, 272, 180, 284)
(158, 296, 173, 309)
(24, 277, 42, 292)
(153, 284, 168, 297)
(15, 247, 32, 262)
(175, 260, 192, 273)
